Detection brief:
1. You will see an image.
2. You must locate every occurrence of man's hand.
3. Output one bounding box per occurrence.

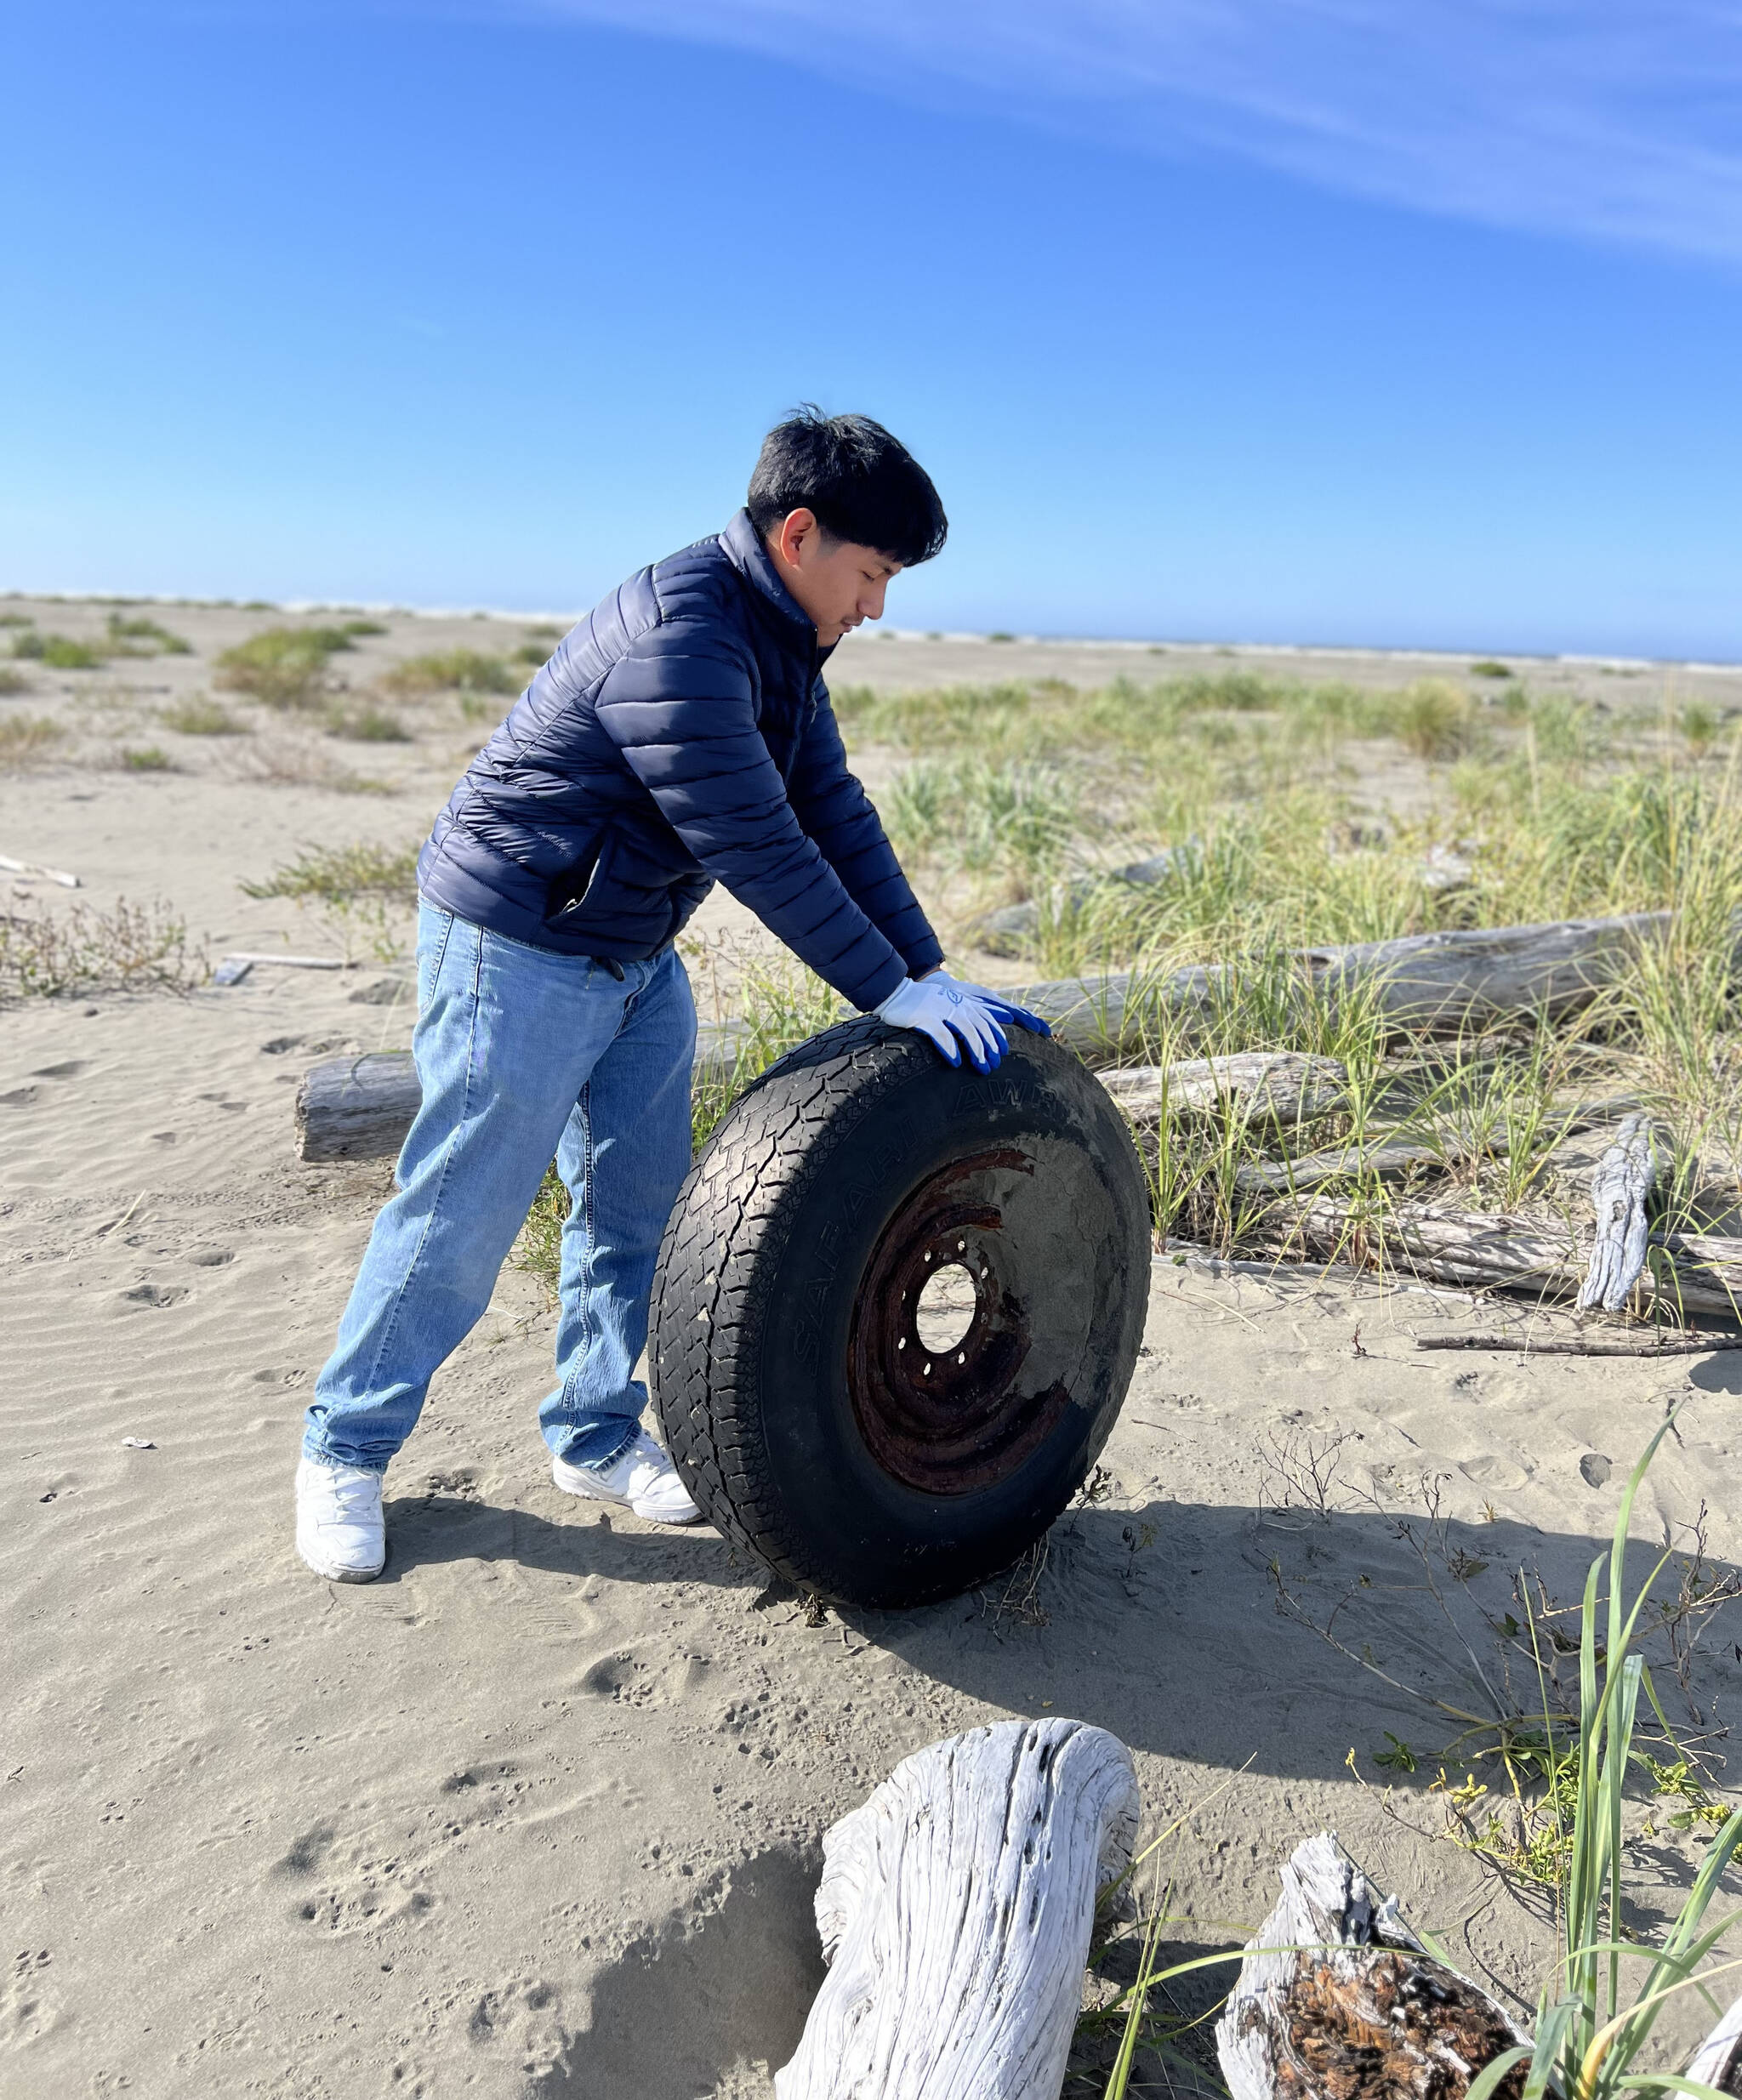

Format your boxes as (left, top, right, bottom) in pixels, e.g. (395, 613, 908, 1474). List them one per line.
(874, 975, 1015, 1072)
(920, 967, 1052, 1039)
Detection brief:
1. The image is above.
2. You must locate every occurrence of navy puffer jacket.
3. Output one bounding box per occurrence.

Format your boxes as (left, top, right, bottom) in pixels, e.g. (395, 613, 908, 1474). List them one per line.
(418, 509, 942, 1010)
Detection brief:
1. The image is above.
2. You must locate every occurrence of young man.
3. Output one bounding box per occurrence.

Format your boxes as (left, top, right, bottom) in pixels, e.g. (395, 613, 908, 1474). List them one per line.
(294, 408, 1045, 1582)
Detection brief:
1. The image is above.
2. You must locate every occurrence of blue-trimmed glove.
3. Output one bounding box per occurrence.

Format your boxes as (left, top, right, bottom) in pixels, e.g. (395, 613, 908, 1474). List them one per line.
(920, 967, 1052, 1039)
(874, 974, 1011, 1072)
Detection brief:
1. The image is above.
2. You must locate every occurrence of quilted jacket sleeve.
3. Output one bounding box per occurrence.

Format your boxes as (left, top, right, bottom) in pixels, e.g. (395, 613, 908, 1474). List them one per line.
(787, 689, 943, 981)
(595, 623, 911, 1010)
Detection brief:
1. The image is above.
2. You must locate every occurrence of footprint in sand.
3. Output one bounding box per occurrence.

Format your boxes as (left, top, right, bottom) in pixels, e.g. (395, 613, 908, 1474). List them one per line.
(1460, 1452, 1531, 1490)
(120, 1283, 189, 1309)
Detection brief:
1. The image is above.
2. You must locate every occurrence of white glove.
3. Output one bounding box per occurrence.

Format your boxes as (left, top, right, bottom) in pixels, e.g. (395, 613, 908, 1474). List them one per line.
(919, 968, 1052, 1039)
(874, 974, 1010, 1071)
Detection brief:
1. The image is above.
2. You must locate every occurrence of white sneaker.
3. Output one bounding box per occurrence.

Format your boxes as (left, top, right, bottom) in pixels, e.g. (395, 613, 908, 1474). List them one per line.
(551, 1429, 703, 1525)
(295, 1456, 386, 1581)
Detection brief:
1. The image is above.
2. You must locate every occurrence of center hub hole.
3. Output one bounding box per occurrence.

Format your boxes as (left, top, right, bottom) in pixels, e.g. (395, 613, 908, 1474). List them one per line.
(914, 1261, 978, 1353)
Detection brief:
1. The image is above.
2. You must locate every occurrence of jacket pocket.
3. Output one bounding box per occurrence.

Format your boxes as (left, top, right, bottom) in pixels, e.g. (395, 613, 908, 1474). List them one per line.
(544, 830, 614, 922)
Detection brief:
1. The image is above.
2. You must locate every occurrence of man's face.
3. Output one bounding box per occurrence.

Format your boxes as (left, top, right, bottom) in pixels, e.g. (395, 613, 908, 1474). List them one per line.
(766, 508, 902, 646)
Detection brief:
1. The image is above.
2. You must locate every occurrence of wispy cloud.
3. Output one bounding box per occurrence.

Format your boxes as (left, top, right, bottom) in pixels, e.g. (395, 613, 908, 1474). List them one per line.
(509, 0, 1742, 265)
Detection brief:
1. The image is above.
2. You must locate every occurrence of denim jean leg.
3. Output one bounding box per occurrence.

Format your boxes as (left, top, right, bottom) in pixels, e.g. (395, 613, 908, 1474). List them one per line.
(304, 907, 627, 1473)
(541, 948, 697, 1468)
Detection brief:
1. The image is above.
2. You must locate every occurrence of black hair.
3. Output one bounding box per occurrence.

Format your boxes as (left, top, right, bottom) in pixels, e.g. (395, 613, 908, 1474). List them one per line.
(746, 406, 947, 566)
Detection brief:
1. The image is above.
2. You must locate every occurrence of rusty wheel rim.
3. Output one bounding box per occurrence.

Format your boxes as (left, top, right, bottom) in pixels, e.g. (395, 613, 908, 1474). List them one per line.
(846, 1147, 1070, 1496)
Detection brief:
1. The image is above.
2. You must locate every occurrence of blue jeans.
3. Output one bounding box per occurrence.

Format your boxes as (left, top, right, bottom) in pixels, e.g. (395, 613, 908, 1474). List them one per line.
(302, 905, 697, 1476)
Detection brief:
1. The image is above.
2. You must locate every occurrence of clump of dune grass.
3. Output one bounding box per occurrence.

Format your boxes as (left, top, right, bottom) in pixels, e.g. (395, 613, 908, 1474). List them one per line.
(225, 738, 395, 794)
(884, 756, 1082, 888)
(1470, 658, 1513, 679)
(242, 838, 419, 966)
(117, 745, 175, 772)
(215, 626, 359, 710)
(0, 667, 29, 695)
(1387, 676, 1480, 760)
(1682, 702, 1722, 754)
(326, 703, 411, 743)
(379, 649, 515, 701)
(161, 696, 248, 736)
(106, 613, 192, 655)
(0, 896, 203, 1000)
(12, 632, 104, 669)
(242, 839, 420, 906)
(0, 715, 65, 769)
(0, 611, 32, 628)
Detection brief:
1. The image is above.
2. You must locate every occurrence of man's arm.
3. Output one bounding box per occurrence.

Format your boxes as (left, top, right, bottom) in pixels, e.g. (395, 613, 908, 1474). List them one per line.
(595, 627, 909, 1010)
(785, 686, 945, 982)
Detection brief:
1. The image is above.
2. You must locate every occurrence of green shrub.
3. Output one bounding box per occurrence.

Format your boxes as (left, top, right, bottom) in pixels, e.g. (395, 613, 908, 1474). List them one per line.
(0, 612, 34, 628)
(106, 614, 192, 655)
(327, 704, 411, 743)
(0, 895, 202, 999)
(241, 839, 420, 905)
(119, 746, 175, 772)
(1681, 701, 1721, 753)
(13, 632, 103, 669)
(1469, 658, 1512, 679)
(0, 667, 29, 695)
(1390, 678, 1477, 759)
(161, 696, 247, 735)
(379, 648, 515, 699)
(214, 626, 355, 709)
(0, 715, 65, 768)
(340, 619, 387, 638)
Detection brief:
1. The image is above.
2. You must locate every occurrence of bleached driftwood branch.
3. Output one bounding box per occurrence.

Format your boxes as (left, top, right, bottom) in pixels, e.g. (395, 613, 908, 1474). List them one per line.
(1215, 1830, 1531, 2100)
(1686, 1991, 1742, 2097)
(1577, 1113, 1658, 1312)
(775, 1718, 1139, 2100)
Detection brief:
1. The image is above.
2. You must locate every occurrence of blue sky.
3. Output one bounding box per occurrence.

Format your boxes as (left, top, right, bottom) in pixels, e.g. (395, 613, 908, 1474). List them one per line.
(3, 2, 1739, 657)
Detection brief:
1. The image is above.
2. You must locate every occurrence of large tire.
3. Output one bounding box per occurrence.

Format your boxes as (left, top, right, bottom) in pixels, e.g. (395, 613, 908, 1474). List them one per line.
(649, 1019, 1150, 1608)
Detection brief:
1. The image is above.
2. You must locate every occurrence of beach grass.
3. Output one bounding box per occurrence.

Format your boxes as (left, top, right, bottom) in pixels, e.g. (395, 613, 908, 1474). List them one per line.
(0, 714, 66, 768)
(214, 626, 358, 710)
(0, 896, 203, 999)
(379, 649, 516, 701)
(241, 839, 420, 906)
(161, 696, 249, 736)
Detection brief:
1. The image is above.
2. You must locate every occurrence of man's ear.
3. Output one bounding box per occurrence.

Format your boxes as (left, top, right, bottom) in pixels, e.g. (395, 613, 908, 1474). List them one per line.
(774, 508, 818, 572)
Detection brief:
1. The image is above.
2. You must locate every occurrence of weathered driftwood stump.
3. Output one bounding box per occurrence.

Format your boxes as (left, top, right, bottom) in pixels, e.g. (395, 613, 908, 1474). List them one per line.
(1216, 1831, 1531, 2100)
(1688, 1991, 1742, 2096)
(1577, 1113, 1658, 1313)
(775, 1718, 1139, 2100)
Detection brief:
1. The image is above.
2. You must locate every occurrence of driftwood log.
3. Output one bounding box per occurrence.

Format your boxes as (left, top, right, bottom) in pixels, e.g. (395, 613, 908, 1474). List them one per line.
(775, 1718, 1139, 2100)
(1577, 1113, 1658, 1312)
(1100, 1053, 1350, 1130)
(1255, 1194, 1742, 1319)
(293, 1019, 745, 1163)
(1005, 909, 1676, 1050)
(1688, 1992, 1742, 2097)
(295, 912, 1677, 1163)
(1215, 1830, 1531, 2100)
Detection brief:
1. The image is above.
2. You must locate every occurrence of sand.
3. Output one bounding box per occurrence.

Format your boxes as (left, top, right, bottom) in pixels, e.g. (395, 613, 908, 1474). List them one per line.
(3, 602, 1739, 2097)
